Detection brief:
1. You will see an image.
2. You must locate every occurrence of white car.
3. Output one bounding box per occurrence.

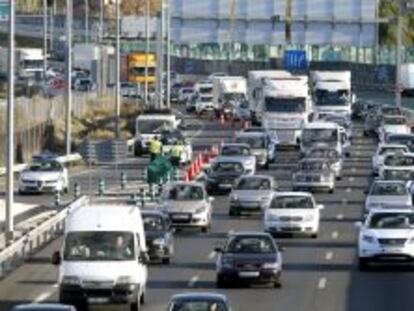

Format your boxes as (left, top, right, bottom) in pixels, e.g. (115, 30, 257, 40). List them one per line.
(19, 160, 69, 194)
(216, 143, 256, 175)
(195, 94, 216, 114)
(372, 144, 409, 175)
(379, 153, 414, 179)
(377, 115, 411, 142)
(158, 182, 213, 232)
(356, 208, 414, 270)
(264, 192, 323, 238)
(365, 180, 412, 212)
(179, 87, 196, 105)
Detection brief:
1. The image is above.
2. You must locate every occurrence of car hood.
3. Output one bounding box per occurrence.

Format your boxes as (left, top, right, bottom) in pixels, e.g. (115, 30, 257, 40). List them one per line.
(20, 171, 61, 181)
(60, 261, 145, 283)
(222, 252, 279, 264)
(232, 190, 272, 201)
(162, 200, 206, 212)
(366, 195, 412, 207)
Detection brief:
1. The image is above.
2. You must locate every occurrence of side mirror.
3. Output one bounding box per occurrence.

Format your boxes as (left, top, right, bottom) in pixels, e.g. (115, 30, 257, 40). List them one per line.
(354, 221, 362, 228)
(139, 251, 150, 264)
(51, 251, 61, 265)
(317, 204, 324, 210)
(364, 189, 369, 195)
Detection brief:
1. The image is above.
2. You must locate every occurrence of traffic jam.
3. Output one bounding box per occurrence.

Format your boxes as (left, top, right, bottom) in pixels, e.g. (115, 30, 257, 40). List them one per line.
(13, 70, 414, 311)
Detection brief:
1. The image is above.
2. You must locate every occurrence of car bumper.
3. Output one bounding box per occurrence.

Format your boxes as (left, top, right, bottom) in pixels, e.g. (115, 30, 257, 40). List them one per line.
(230, 201, 265, 212)
(265, 221, 318, 235)
(59, 284, 140, 309)
(168, 213, 210, 228)
(218, 268, 281, 284)
(19, 182, 60, 193)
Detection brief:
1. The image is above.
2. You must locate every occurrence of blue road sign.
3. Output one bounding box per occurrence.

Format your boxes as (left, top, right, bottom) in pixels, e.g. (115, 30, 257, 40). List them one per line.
(0, 0, 9, 22)
(284, 50, 308, 71)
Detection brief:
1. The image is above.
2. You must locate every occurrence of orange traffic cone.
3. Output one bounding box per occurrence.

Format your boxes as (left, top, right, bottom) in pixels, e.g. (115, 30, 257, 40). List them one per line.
(220, 114, 225, 126)
(183, 171, 189, 182)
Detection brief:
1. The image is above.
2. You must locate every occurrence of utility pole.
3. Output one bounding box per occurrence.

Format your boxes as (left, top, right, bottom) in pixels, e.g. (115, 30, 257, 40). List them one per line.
(115, 0, 121, 137)
(396, 1, 403, 108)
(144, 0, 149, 108)
(65, 0, 73, 155)
(43, 0, 48, 82)
(85, 0, 89, 43)
(98, 0, 104, 97)
(6, 0, 15, 242)
(166, 0, 171, 110)
(50, 0, 56, 53)
(156, 1, 166, 110)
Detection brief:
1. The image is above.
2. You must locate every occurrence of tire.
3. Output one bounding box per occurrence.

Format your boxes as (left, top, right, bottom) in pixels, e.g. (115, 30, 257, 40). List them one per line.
(328, 188, 334, 194)
(311, 233, 318, 239)
(130, 298, 141, 311)
(201, 226, 209, 233)
(216, 275, 227, 288)
(263, 161, 270, 170)
(140, 290, 146, 305)
(229, 208, 238, 217)
(162, 257, 170, 264)
(358, 258, 369, 271)
(273, 280, 282, 288)
(336, 176, 342, 181)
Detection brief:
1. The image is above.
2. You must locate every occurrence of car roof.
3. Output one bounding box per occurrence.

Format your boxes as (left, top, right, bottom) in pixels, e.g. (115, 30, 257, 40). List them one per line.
(371, 180, 407, 185)
(378, 143, 409, 149)
(369, 207, 414, 214)
(304, 121, 338, 129)
(222, 143, 250, 148)
(238, 174, 273, 180)
(273, 191, 313, 198)
(13, 304, 74, 311)
(170, 292, 228, 303)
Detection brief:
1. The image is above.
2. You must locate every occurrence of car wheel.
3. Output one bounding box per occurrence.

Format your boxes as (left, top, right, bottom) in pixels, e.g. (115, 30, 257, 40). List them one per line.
(328, 188, 334, 194)
(162, 257, 170, 264)
(140, 289, 146, 305)
(336, 175, 342, 181)
(201, 226, 209, 233)
(273, 280, 282, 288)
(311, 233, 318, 239)
(263, 161, 270, 170)
(358, 258, 369, 271)
(216, 275, 227, 288)
(130, 298, 141, 311)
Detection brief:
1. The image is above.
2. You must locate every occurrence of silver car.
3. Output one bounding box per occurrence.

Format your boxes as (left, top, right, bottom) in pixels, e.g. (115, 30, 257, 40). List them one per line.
(292, 159, 335, 193)
(217, 143, 256, 175)
(158, 181, 214, 232)
(364, 180, 412, 212)
(229, 175, 276, 216)
(304, 147, 343, 179)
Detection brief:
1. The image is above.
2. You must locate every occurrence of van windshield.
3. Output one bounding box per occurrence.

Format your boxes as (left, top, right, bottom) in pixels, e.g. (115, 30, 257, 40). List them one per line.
(137, 120, 174, 134)
(64, 231, 136, 261)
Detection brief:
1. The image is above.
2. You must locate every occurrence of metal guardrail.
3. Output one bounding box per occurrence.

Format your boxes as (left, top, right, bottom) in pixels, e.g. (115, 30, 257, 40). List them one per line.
(78, 139, 129, 164)
(0, 153, 83, 177)
(0, 196, 89, 279)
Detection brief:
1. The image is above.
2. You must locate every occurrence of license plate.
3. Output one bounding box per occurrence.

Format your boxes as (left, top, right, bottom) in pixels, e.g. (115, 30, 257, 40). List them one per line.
(172, 214, 189, 220)
(239, 271, 260, 278)
(220, 184, 232, 189)
(383, 248, 403, 253)
(88, 297, 109, 304)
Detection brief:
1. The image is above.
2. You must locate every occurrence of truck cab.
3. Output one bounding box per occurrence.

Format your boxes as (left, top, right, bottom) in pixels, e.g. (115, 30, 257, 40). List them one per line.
(134, 111, 181, 156)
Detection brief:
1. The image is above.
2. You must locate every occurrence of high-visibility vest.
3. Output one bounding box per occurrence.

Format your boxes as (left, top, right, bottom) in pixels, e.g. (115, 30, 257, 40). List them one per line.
(170, 145, 183, 158)
(149, 140, 162, 154)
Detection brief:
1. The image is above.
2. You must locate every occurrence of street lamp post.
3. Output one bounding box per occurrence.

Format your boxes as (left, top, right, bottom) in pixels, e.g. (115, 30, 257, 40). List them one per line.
(65, 0, 73, 155)
(6, 0, 16, 242)
(115, 0, 121, 137)
(43, 0, 47, 82)
(144, 0, 149, 108)
(85, 0, 89, 43)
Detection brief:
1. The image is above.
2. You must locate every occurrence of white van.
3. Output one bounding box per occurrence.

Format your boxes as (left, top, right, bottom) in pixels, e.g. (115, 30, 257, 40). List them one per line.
(52, 204, 148, 311)
(401, 64, 414, 96)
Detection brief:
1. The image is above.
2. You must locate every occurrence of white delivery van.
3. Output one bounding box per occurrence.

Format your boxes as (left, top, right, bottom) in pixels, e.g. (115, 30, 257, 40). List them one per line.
(401, 64, 414, 96)
(213, 76, 247, 114)
(53, 204, 148, 311)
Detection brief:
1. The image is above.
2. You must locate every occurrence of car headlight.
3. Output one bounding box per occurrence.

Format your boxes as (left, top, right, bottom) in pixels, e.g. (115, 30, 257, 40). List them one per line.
(246, 159, 255, 166)
(230, 194, 239, 202)
(116, 275, 134, 285)
(262, 262, 280, 270)
(62, 276, 82, 286)
(362, 235, 376, 244)
(153, 238, 166, 246)
(195, 206, 207, 214)
(304, 214, 314, 222)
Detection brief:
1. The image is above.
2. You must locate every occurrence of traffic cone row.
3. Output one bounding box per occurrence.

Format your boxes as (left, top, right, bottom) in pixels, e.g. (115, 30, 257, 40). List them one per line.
(183, 152, 209, 181)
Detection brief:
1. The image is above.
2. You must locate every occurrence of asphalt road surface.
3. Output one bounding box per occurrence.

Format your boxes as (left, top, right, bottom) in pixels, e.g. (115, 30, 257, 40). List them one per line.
(0, 92, 414, 311)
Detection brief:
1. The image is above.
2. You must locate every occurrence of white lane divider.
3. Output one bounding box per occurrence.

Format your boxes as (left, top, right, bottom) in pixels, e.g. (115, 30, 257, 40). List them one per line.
(318, 277, 327, 290)
(331, 231, 339, 239)
(336, 214, 344, 220)
(351, 168, 356, 172)
(188, 275, 200, 288)
(346, 188, 352, 193)
(207, 251, 216, 260)
(33, 284, 58, 303)
(348, 177, 355, 182)
(325, 251, 333, 261)
(341, 199, 347, 205)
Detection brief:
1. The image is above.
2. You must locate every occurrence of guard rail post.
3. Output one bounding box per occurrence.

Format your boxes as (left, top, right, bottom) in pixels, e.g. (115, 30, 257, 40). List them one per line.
(54, 190, 61, 207)
(158, 182, 163, 197)
(140, 188, 145, 208)
(98, 178, 105, 196)
(120, 172, 127, 190)
(149, 184, 155, 201)
(73, 183, 81, 199)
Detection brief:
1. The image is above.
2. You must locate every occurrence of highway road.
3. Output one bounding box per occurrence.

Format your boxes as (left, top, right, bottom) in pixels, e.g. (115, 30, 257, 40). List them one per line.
(0, 92, 414, 311)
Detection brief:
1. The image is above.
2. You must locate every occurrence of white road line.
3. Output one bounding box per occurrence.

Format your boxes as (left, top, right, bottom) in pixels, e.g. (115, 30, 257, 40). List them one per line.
(336, 214, 344, 220)
(341, 199, 347, 205)
(331, 231, 339, 239)
(325, 251, 333, 261)
(351, 168, 357, 172)
(207, 251, 216, 260)
(33, 288, 56, 303)
(346, 187, 352, 193)
(348, 177, 355, 182)
(318, 277, 327, 290)
(188, 275, 199, 287)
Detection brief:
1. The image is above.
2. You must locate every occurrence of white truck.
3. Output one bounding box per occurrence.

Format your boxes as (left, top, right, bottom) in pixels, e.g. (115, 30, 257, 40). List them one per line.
(213, 76, 247, 116)
(0, 48, 44, 78)
(311, 71, 355, 118)
(401, 64, 414, 96)
(251, 73, 313, 146)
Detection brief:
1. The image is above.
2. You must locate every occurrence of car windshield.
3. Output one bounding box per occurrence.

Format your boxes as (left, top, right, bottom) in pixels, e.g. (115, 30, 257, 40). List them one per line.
(383, 169, 414, 181)
(223, 93, 245, 102)
(308, 149, 338, 159)
(299, 161, 325, 171)
(226, 236, 275, 254)
(379, 147, 408, 155)
(143, 215, 166, 232)
(221, 145, 250, 156)
(235, 136, 265, 149)
(264, 97, 306, 113)
(169, 301, 227, 311)
(384, 155, 414, 166)
(386, 136, 414, 150)
(28, 161, 62, 172)
(168, 185, 204, 201)
(198, 87, 213, 94)
(383, 117, 406, 125)
(63, 231, 135, 261)
(137, 120, 174, 134)
(382, 107, 402, 116)
(182, 88, 194, 94)
(370, 183, 407, 196)
(270, 195, 314, 209)
(302, 129, 338, 146)
(369, 213, 414, 229)
(212, 162, 244, 174)
(200, 96, 213, 102)
(315, 89, 349, 106)
(236, 178, 271, 190)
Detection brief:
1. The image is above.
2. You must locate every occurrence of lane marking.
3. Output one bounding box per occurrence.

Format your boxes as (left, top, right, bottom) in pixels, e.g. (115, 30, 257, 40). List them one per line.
(318, 277, 327, 290)
(351, 168, 357, 172)
(207, 251, 216, 260)
(325, 251, 333, 261)
(346, 187, 352, 193)
(341, 199, 347, 205)
(348, 177, 355, 182)
(331, 231, 339, 239)
(188, 275, 199, 287)
(33, 286, 57, 303)
(336, 214, 344, 220)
